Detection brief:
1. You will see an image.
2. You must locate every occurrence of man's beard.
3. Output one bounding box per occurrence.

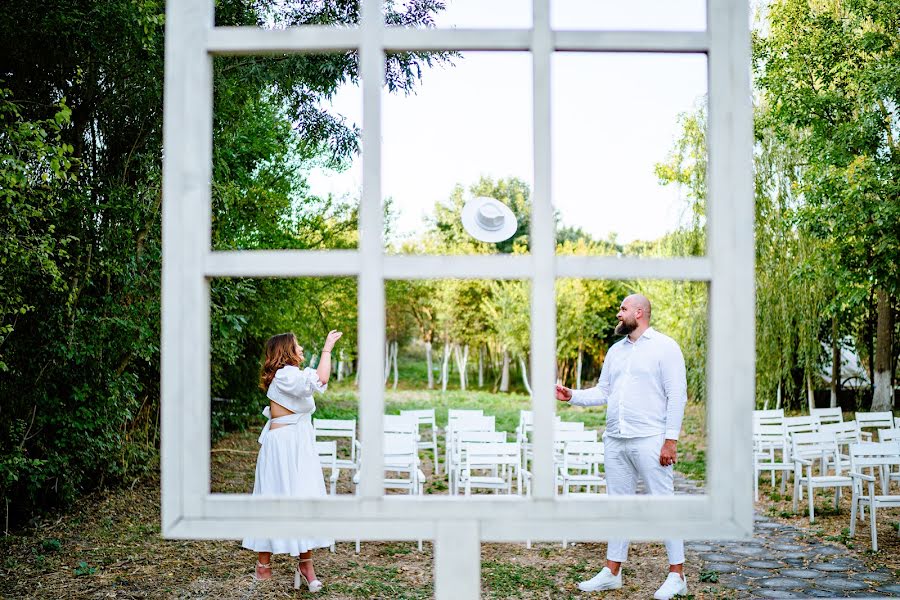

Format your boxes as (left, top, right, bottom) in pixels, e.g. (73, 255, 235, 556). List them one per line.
(615, 318, 637, 336)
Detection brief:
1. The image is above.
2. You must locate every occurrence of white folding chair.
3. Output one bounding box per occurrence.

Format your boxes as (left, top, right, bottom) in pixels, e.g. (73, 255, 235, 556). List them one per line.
(555, 420, 586, 432)
(811, 407, 843, 424)
(446, 415, 495, 491)
(518, 412, 562, 471)
(848, 441, 900, 551)
(314, 440, 341, 553)
(448, 409, 484, 424)
(753, 424, 793, 500)
(314, 418, 360, 477)
(753, 409, 785, 427)
(561, 441, 606, 496)
(401, 408, 440, 474)
(315, 440, 341, 495)
(877, 429, 900, 486)
(450, 430, 507, 495)
(461, 442, 522, 496)
(384, 414, 419, 436)
(553, 430, 599, 484)
(351, 433, 425, 552)
(855, 412, 895, 442)
(791, 431, 852, 523)
(820, 421, 862, 470)
(784, 415, 821, 438)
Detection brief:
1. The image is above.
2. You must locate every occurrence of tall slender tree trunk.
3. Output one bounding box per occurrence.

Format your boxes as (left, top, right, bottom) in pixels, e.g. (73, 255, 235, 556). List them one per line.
(391, 341, 399, 390)
(452, 343, 469, 390)
(576, 347, 583, 390)
(425, 341, 434, 390)
(830, 315, 840, 409)
(478, 345, 484, 388)
(441, 342, 451, 392)
(872, 288, 894, 411)
(519, 356, 532, 395)
(384, 341, 391, 384)
(335, 349, 343, 381)
(806, 373, 815, 414)
(775, 381, 782, 410)
(499, 351, 510, 393)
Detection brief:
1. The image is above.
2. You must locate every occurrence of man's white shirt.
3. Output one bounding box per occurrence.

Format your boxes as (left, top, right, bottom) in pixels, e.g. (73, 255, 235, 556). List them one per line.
(569, 327, 687, 440)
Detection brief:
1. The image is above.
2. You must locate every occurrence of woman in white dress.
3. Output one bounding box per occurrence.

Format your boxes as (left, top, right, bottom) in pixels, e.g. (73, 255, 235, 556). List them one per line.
(242, 329, 343, 591)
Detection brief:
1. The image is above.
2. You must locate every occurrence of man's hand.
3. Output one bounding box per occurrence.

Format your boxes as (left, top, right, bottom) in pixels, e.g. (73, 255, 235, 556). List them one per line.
(556, 385, 572, 402)
(659, 439, 677, 467)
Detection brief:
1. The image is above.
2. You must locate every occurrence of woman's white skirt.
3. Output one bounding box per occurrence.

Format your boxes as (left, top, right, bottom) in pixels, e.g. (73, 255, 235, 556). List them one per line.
(241, 416, 334, 555)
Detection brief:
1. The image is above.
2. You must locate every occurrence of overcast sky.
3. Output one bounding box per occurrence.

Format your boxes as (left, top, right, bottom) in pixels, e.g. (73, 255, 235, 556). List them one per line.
(305, 0, 708, 244)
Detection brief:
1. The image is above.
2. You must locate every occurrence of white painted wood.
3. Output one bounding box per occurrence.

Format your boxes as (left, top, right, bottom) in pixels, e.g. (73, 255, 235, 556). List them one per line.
(435, 521, 480, 599)
(204, 252, 712, 281)
(205, 250, 712, 281)
(705, 0, 755, 534)
(161, 0, 190, 535)
(207, 25, 361, 55)
(556, 256, 712, 280)
(206, 26, 709, 55)
(162, 0, 755, 558)
(164, 0, 215, 522)
(385, 254, 533, 279)
(529, 0, 557, 501)
(554, 30, 709, 53)
(357, 0, 386, 499)
(200, 493, 708, 521)
(166, 514, 747, 542)
(384, 27, 531, 51)
(205, 250, 360, 277)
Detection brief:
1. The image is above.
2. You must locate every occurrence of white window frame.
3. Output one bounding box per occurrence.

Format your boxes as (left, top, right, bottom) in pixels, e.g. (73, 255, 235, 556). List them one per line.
(161, 1, 753, 597)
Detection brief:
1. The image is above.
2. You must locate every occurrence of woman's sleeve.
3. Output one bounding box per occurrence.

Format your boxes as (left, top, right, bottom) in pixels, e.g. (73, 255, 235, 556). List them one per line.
(303, 367, 328, 394)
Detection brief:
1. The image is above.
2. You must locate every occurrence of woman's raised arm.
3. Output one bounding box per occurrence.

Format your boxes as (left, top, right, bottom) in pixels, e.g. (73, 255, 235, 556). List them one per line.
(316, 330, 343, 384)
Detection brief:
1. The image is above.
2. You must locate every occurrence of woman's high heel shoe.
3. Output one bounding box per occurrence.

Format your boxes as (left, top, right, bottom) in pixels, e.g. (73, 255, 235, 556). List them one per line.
(253, 560, 272, 581)
(294, 558, 323, 593)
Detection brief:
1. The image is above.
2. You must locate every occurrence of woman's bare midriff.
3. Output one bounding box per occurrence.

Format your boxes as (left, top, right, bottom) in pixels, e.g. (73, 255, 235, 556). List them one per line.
(269, 401, 294, 430)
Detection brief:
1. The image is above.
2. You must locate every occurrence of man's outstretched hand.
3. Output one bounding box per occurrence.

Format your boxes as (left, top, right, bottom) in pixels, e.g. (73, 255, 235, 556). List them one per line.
(556, 385, 572, 402)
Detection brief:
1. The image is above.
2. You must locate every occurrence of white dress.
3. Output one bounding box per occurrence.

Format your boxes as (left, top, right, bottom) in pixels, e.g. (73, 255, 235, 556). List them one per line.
(241, 365, 334, 555)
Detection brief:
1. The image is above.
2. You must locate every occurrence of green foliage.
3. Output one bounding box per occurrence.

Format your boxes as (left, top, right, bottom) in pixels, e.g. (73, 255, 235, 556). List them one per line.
(753, 0, 900, 408)
(0, 0, 447, 525)
(73, 561, 97, 577)
(698, 570, 719, 583)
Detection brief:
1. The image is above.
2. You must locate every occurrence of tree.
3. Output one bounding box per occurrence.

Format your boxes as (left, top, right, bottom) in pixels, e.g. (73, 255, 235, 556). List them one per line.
(754, 0, 900, 409)
(0, 0, 449, 522)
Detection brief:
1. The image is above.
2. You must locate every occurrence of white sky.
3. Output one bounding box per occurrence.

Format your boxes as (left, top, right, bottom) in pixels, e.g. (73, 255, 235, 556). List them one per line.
(305, 1, 708, 244)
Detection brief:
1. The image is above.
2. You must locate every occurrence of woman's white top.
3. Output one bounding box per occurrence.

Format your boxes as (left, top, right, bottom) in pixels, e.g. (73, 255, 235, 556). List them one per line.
(258, 365, 327, 443)
(266, 365, 327, 414)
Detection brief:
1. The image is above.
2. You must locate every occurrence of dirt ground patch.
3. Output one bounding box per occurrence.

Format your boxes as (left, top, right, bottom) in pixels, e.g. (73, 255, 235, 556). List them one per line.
(3, 401, 897, 598)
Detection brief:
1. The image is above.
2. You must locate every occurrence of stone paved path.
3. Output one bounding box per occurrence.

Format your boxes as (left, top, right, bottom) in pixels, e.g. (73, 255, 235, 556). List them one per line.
(669, 475, 900, 598)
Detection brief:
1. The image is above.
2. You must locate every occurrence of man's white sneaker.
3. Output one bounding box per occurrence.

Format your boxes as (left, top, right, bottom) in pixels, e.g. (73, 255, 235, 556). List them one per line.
(653, 572, 687, 600)
(577, 567, 622, 592)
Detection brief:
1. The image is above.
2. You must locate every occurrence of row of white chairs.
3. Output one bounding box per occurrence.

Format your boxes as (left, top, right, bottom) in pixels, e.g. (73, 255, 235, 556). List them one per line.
(752, 408, 900, 550)
(312, 409, 606, 499)
(754, 408, 898, 439)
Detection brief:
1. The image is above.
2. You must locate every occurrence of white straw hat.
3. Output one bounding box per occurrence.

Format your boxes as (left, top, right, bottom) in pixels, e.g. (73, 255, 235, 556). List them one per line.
(461, 196, 518, 243)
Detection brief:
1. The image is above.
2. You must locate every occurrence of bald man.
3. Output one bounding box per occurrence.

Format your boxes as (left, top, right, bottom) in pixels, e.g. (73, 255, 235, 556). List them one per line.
(556, 294, 688, 600)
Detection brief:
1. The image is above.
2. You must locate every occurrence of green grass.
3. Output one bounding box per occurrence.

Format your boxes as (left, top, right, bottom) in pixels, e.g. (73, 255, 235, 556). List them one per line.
(316, 389, 608, 434)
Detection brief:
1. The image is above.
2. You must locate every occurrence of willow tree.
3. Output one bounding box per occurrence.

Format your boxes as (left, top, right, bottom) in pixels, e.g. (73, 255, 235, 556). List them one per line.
(655, 105, 832, 409)
(754, 0, 900, 410)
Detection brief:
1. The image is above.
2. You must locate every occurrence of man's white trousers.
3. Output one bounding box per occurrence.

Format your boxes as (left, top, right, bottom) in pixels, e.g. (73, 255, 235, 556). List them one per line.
(604, 433, 685, 565)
